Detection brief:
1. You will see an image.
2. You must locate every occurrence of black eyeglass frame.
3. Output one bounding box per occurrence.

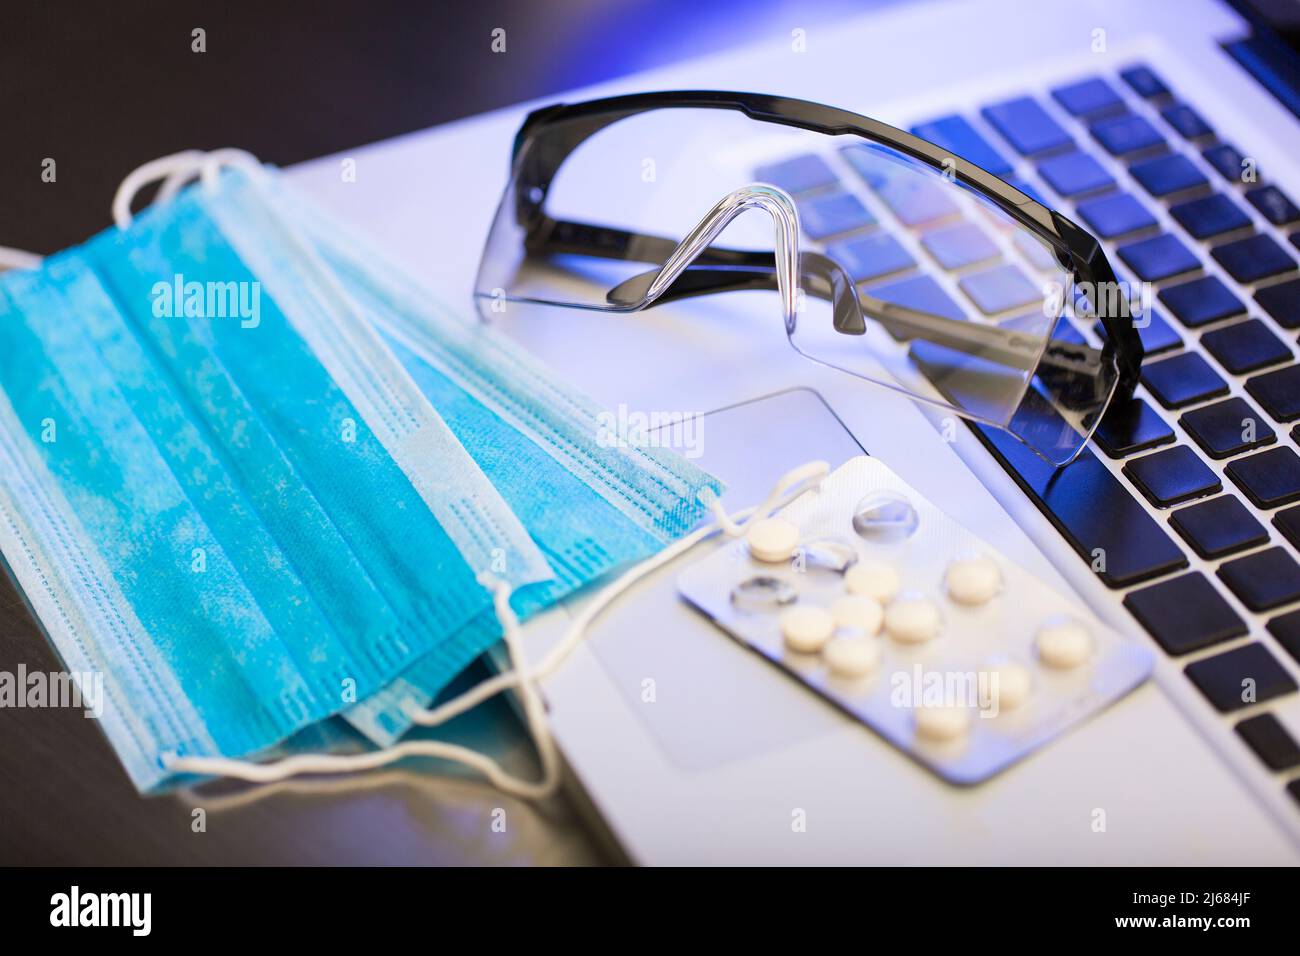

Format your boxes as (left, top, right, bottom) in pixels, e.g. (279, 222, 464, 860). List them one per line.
(500, 89, 1143, 405)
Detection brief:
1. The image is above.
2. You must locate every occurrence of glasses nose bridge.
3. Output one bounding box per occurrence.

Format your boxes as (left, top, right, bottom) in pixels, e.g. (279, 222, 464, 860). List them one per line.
(645, 183, 802, 332)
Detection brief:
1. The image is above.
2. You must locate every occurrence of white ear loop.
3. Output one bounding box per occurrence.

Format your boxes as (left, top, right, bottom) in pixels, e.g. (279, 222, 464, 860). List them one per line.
(112, 148, 268, 230)
(0, 245, 43, 271)
(163, 460, 830, 800)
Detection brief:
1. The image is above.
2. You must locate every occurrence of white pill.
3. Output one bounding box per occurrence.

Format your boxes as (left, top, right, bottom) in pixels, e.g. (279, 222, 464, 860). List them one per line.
(780, 605, 835, 654)
(844, 560, 901, 603)
(915, 705, 970, 741)
(883, 597, 942, 644)
(986, 662, 1032, 711)
(747, 517, 800, 563)
(1036, 618, 1092, 669)
(945, 555, 1002, 606)
(823, 633, 882, 678)
(830, 594, 884, 634)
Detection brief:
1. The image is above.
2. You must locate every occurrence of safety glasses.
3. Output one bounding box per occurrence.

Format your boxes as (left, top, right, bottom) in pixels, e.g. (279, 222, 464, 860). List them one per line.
(473, 91, 1143, 466)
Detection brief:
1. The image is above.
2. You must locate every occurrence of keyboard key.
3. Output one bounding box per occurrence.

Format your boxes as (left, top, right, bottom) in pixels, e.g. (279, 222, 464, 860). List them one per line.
(1212, 234, 1297, 284)
(1219, 546, 1300, 611)
(1120, 64, 1170, 99)
(1124, 572, 1247, 655)
(1185, 642, 1297, 713)
(871, 273, 966, 338)
(1124, 445, 1221, 506)
(872, 274, 966, 342)
(1052, 77, 1123, 116)
(1014, 229, 1059, 272)
(1142, 352, 1228, 408)
(1246, 185, 1300, 226)
(909, 345, 1189, 587)
(1180, 396, 1275, 459)
(1002, 313, 1086, 351)
(1170, 193, 1252, 240)
(797, 190, 874, 239)
(1092, 309, 1182, 356)
(1235, 713, 1300, 770)
(1091, 397, 1174, 458)
(971, 431, 1187, 587)
(1158, 275, 1244, 328)
(1274, 500, 1300, 545)
(1246, 364, 1300, 421)
(981, 96, 1072, 155)
(910, 115, 1014, 178)
(920, 221, 999, 270)
(1118, 233, 1200, 282)
(1266, 607, 1300, 664)
(958, 263, 1039, 315)
(1036, 150, 1114, 197)
(1202, 319, 1292, 374)
(1162, 103, 1214, 140)
(877, 178, 959, 227)
(1169, 495, 1268, 559)
(1076, 191, 1158, 239)
(826, 232, 915, 282)
(754, 154, 838, 194)
(843, 150, 961, 226)
(1130, 153, 1208, 197)
(1226, 446, 1300, 508)
(1202, 143, 1250, 183)
(1255, 278, 1300, 329)
(1091, 114, 1164, 156)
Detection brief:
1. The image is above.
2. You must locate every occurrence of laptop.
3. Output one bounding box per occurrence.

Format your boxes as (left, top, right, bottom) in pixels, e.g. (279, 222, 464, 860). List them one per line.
(284, 0, 1300, 863)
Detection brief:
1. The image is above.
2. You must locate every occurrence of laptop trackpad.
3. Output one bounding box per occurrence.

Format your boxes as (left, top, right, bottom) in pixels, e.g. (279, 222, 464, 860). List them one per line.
(587, 388, 872, 772)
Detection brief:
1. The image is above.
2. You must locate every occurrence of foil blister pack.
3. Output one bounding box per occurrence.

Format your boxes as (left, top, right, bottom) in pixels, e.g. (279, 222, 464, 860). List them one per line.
(677, 456, 1154, 784)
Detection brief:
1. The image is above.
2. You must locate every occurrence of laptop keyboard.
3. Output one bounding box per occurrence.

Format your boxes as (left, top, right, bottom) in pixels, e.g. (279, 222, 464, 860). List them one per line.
(757, 63, 1300, 800)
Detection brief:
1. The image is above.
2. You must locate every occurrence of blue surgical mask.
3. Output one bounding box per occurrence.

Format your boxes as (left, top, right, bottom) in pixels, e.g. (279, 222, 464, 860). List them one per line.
(0, 177, 557, 791)
(209, 170, 725, 743)
(0, 160, 722, 790)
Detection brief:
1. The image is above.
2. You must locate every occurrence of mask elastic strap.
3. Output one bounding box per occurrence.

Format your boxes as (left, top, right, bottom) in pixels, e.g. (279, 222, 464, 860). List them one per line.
(0, 245, 43, 271)
(112, 148, 267, 230)
(162, 459, 830, 800)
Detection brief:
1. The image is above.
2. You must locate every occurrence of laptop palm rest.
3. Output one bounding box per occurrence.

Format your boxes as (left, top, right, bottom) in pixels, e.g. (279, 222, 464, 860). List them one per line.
(585, 387, 871, 771)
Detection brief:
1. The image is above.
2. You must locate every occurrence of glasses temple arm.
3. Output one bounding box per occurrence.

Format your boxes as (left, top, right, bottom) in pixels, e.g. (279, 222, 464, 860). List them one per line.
(525, 216, 1104, 381)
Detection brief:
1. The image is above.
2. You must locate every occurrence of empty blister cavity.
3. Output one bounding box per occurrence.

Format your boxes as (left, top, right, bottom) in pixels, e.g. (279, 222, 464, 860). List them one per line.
(852, 490, 919, 542)
(730, 575, 797, 612)
(799, 536, 858, 573)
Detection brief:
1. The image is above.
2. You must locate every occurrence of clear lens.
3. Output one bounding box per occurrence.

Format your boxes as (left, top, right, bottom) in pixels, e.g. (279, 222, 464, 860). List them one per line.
(475, 106, 1118, 464)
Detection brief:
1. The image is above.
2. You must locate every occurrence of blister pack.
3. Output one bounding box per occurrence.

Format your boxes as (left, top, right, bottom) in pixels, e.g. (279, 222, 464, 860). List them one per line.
(678, 456, 1154, 784)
